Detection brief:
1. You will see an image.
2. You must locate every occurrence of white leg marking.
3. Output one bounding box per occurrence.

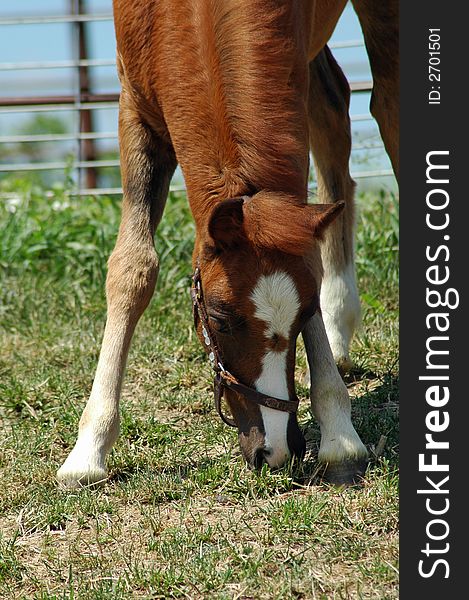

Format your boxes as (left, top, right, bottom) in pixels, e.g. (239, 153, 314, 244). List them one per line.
(320, 260, 360, 370)
(251, 273, 300, 467)
(57, 319, 127, 487)
(303, 312, 367, 464)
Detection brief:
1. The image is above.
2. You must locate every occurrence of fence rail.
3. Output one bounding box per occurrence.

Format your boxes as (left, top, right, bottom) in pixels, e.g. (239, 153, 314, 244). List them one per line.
(0, 4, 394, 198)
(0, 13, 113, 25)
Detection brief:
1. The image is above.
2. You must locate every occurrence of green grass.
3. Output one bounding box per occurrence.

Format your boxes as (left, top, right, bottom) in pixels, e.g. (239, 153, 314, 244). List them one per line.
(0, 181, 398, 599)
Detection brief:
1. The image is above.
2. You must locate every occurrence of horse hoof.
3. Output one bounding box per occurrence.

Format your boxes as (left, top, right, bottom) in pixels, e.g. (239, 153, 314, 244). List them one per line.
(321, 459, 368, 486)
(336, 356, 354, 376)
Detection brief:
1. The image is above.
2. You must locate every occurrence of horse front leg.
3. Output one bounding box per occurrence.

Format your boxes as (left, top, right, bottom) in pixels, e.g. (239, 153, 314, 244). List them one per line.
(303, 312, 368, 484)
(57, 91, 176, 486)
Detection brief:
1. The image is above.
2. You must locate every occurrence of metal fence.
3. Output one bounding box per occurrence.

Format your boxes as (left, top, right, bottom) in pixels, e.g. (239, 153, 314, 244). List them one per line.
(0, 1, 395, 198)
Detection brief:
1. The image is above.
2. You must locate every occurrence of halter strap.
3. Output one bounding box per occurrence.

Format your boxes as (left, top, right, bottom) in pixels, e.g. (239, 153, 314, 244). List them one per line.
(191, 264, 300, 427)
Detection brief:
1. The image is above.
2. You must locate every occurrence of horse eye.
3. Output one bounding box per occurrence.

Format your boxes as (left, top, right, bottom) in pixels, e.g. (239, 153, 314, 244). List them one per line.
(209, 314, 225, 326)
(208, 312, 230, 333)
(208, 308, 246, 334)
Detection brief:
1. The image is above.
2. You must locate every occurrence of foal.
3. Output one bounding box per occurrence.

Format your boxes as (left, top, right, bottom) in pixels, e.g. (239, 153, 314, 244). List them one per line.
(58, 0, 398, 486)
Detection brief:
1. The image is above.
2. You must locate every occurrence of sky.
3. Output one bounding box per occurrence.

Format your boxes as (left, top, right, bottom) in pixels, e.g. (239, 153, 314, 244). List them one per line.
(0, 1, 394, 189)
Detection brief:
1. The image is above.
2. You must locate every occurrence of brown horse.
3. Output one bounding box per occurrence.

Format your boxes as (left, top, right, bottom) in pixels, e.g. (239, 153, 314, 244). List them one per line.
(57, 0, 398, 486)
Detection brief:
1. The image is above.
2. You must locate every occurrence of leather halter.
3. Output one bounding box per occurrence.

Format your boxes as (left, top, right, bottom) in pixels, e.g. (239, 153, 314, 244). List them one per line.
(190, 264, 300, 427)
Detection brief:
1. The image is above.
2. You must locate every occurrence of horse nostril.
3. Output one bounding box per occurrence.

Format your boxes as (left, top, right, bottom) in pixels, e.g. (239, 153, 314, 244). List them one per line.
(253, 447, 267, 470)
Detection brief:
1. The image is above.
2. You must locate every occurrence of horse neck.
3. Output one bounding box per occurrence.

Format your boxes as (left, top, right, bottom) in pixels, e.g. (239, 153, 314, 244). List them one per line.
(152, 0, 312, 212)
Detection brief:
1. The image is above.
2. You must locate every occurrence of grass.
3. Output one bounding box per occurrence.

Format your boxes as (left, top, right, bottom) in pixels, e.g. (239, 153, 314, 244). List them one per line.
(0, 180, 398, 599)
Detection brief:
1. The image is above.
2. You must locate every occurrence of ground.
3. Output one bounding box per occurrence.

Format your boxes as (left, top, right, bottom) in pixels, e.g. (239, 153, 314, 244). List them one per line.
(0, 181, 398, 599)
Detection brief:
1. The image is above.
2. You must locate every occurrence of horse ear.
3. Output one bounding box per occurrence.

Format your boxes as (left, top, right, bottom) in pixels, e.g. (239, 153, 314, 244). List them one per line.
(306, 201, 345, 239)
(207, 197, 246, 249)
(272, 201, 344, 254)
(242, 194, 345, 256)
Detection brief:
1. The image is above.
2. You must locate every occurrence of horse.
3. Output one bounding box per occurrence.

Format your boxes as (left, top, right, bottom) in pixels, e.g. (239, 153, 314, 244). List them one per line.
(57, 0, 398, 486)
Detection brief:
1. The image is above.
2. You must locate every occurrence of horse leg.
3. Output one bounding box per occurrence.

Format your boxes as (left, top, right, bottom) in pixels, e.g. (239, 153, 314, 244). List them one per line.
(352, 0, 399, 178)
(303, 313, 367, 483)
(57, 90, 176, 486)
(303, 48, 367, 483)
(306, 46, 359, 372)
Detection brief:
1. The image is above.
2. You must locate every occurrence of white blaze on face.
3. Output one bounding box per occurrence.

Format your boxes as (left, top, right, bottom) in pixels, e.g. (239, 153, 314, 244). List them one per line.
(250, 272, 300, 467)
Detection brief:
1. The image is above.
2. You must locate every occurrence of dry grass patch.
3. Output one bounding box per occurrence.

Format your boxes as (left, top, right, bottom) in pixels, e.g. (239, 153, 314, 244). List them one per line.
(1, 475, 398, 599)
